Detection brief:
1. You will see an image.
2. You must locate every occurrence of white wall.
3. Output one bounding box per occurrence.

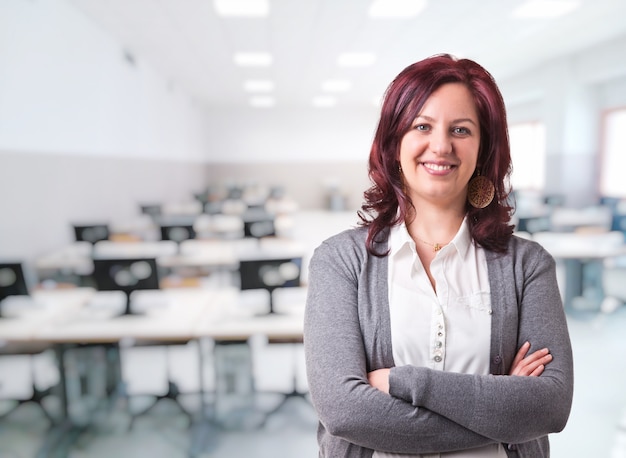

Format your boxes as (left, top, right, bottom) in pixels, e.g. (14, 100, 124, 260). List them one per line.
(0, 0, 212, 160)
(203, 106, 379, 163)
(501, 33, 626, 205)
(0, 0, 212, 263)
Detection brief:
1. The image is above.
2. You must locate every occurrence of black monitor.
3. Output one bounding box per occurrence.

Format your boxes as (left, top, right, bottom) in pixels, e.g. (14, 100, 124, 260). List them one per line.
(140, 204, 162, 219)
(242, 208, 275, 238)
(92, 258, 160, 316)
(160, 224, 196, 243)
(74, 224, 110, 244)
(238, 257, 302, 315)
(0, 263, 30, 318)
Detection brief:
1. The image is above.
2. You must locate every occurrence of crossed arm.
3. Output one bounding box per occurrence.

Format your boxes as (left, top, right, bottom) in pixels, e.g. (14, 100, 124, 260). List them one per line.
(304, 238, 573, 454)
(368, 341, 553, 394)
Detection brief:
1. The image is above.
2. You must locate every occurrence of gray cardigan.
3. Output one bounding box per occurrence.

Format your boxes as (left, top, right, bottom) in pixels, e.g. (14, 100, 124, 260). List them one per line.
(304, 226, 573, 457)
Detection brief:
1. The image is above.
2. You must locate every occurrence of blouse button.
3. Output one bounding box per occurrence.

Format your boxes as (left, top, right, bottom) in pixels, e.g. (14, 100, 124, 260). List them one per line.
(493, 355, 502, 365)
(434, 355, 442, 363)
(435, 341, 443, 348)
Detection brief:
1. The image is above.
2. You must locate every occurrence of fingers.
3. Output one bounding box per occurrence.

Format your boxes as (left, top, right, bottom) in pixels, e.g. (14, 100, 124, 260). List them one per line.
(509, 343, 553, 376)
(510, 341, 531, 371)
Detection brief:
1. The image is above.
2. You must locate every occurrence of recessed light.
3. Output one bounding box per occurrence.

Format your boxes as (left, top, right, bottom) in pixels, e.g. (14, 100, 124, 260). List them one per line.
(368, 0, 428, 18)
(233, 52, 273, 67)
(513, 0, 580, 18)
(337, 52, 377, 67)
(214, 0, 270, 17)
(321, 80, 352, 92)
(243, 80, 275, 92)
(312, 96, 337, 108)
(250, 96, 276, 107)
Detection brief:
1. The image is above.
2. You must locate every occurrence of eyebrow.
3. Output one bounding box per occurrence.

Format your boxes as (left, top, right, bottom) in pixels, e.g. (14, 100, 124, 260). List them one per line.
(416, 115, 478, 126)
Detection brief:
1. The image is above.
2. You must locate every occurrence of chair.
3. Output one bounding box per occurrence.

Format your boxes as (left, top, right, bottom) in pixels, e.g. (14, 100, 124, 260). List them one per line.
(0, 262, 57, 424)
(238, 256, 302, 315)
(236, 255, 309, 425)
(73, 223, 110, 244)
(90, 258, 193, 428)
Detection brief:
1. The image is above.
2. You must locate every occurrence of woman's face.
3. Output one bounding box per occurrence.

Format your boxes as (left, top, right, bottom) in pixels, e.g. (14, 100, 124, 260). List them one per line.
(399, 82, 480, 209)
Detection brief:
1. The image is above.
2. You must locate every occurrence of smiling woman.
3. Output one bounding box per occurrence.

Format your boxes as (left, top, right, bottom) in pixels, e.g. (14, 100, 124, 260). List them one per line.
(304, 54, 573, 457)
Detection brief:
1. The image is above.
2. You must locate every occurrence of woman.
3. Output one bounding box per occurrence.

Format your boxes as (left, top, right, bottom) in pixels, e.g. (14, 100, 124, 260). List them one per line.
(303, 54, 573, 457)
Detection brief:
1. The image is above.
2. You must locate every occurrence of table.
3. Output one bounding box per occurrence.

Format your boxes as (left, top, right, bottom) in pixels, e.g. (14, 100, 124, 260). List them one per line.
(532, 231, 626, 311)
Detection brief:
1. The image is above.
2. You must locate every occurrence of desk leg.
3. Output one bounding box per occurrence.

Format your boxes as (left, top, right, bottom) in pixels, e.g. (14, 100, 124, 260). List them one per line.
(564, 259, 605, 313)
(188, 337, 219, 457)
(563, 259, 583, 311)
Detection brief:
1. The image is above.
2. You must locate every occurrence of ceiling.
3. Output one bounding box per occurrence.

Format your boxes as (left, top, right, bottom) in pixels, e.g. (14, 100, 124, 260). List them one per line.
(66, 0, 626, 109)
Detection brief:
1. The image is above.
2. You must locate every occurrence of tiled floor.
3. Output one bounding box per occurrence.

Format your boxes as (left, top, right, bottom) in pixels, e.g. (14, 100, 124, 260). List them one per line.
(2, 211, 626, 457)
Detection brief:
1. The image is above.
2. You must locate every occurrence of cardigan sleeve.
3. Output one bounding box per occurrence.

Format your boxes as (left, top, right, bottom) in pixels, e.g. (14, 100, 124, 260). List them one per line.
(304, 237, 497, 454)
(388, 242, 574, 445)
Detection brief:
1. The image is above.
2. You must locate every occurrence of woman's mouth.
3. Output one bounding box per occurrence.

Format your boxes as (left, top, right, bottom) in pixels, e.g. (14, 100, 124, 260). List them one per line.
(421, 162, 455, 172)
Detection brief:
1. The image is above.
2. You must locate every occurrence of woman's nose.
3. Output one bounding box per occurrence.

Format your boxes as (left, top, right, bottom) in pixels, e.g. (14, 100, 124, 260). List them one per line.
(429, 129, 452, 155)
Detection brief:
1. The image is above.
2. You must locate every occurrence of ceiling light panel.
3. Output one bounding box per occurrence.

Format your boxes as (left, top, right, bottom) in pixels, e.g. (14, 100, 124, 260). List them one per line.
(243, 80, 275, 92)
(322, 80, 352, 92)
(513, 0, 581, 18)
(233, 52, 273, 66)
(312, 96, 337, 108)
(214, 0, 270, 17)
(250, 95, 276, 107)
(368, 0, 428, 18)
(337, 52, 377, 67)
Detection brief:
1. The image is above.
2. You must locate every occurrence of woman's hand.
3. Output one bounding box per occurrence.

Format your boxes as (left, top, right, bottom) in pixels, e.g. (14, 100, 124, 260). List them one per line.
(368, 368, 391, 393)
(509, 341, 553, 376)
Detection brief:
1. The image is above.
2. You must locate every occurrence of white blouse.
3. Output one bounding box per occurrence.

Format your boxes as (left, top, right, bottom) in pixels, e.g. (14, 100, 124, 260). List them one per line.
(373, 219, 506, 458)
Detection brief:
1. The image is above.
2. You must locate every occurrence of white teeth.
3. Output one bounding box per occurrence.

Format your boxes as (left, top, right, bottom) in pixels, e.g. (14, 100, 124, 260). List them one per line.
(423, 163, 452, 171)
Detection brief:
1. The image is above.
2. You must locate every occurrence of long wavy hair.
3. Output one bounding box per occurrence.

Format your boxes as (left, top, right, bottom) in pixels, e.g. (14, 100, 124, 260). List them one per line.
(359, 54, 514, 256)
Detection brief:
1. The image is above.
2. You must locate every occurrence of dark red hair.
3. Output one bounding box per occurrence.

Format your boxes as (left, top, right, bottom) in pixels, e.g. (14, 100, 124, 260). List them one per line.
(359, 54, 514, 256)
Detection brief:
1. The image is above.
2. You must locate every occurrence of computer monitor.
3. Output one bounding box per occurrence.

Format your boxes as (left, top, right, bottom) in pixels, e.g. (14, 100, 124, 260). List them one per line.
(242, 208, 275, 238)
(92, 258, 160, 316)
(140, 204, 162, 219)
(74, 224, 110, 244)
(160, 224, 196, 243)
(0, 263, 29, 318)
(238, 257, 302, 315)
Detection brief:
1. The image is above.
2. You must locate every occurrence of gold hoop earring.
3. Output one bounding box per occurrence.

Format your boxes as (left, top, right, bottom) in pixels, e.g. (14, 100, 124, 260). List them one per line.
(467, 172, 495, 209)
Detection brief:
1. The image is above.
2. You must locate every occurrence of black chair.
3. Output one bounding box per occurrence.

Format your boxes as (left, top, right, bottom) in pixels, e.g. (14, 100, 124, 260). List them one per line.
(242, 207, 276, 239)
(237, 256, 309, 426)
(91, 257, 192, 428)
(238, 257, 302, 315)
(73, 224, 110, 244)
(92, 258, 160, 317)
(0, 262, 56, 424)
(0, 262, 29, 311)
(160, 224, 196, 243)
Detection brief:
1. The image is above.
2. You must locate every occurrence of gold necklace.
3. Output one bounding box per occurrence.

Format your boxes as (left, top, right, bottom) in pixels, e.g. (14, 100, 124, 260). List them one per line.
(413, 236, 445, 252)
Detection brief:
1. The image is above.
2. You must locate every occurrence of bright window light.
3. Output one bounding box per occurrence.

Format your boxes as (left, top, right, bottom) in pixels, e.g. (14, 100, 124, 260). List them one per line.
(243, 80, 275, 92)
(509, 122, 546, 190)
(337, 52, 377, 67)
(233, 52, 273, 67)
(250, 96, 276, 107)
(321, 80, 352, 92)
(600, 109, 626, 197)
(312, 96, 337, 108)
(368, 0, 428, 18)
(214, 0, 269, 17)
(513, 0, 580, 18)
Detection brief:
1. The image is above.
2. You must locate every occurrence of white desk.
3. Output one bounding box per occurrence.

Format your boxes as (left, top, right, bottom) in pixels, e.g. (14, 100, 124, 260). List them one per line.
(533, 231, 626, 310)
(193, 288, 304, 342)
(0, 288, 95, 342)
(34, 289, 217, 344)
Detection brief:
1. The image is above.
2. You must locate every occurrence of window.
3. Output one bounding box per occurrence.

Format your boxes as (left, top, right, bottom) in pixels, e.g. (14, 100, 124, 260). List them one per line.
(508, 122, 546, 191)
(600, 108, 626, 198)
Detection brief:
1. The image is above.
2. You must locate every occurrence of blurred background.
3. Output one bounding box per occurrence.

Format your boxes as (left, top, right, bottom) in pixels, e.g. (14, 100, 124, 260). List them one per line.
(1, 0, 626, 457)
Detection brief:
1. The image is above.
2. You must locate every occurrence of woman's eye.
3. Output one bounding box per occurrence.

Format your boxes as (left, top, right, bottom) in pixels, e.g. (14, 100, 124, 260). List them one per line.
(414, 124, 429, 131)
(453, 126, 470, 135)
